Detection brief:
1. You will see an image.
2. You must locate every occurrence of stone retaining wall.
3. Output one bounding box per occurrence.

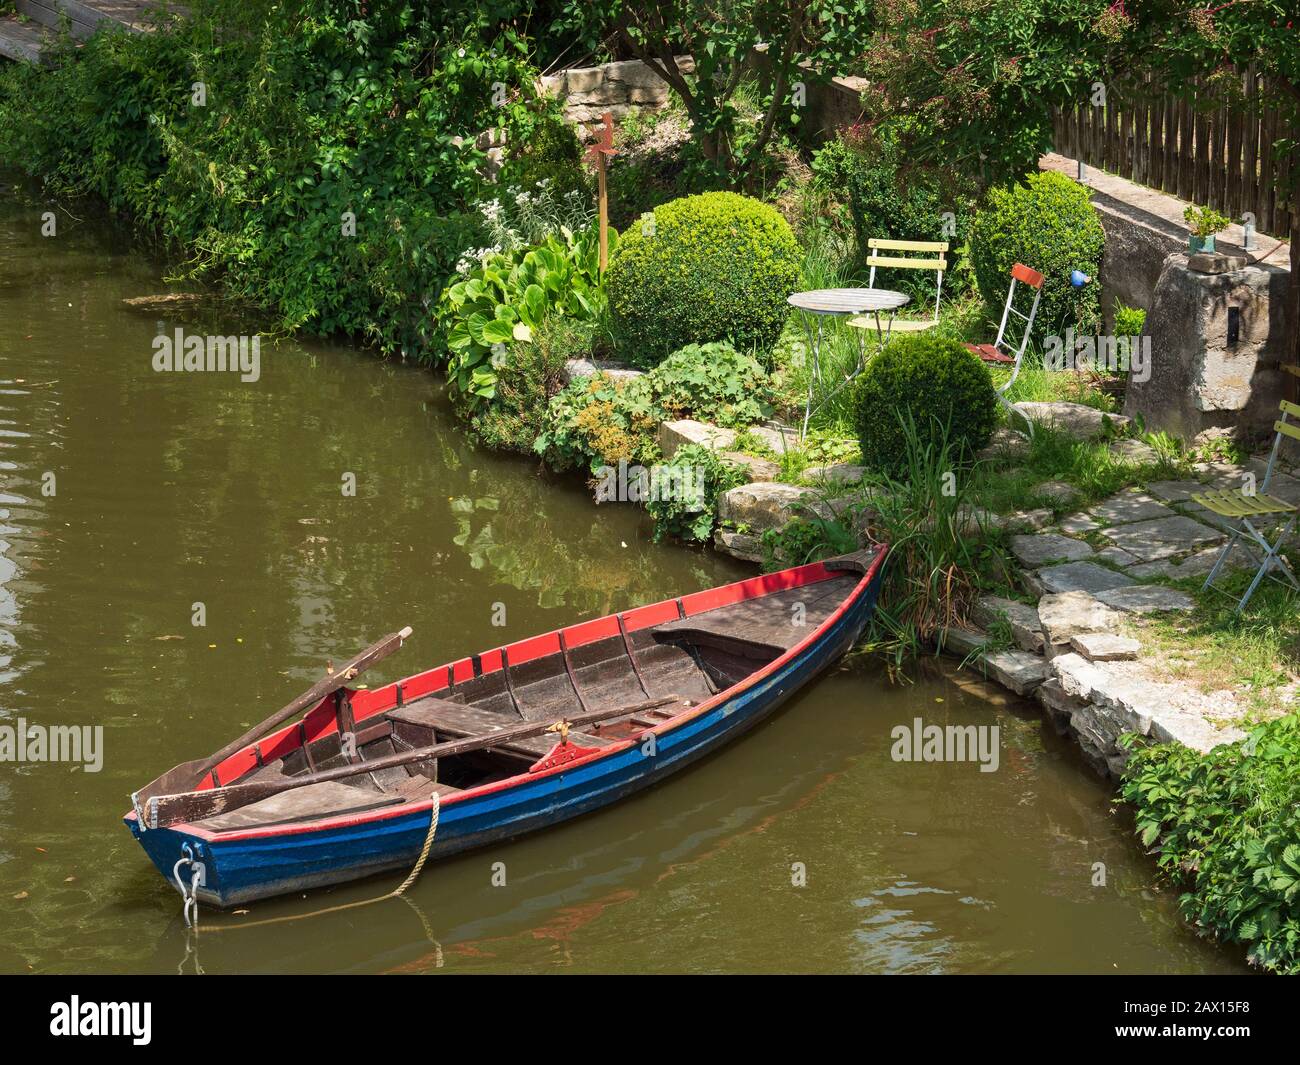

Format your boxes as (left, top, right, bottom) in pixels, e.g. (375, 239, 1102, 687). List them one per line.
(539, 55, 864, 137)
(539, 57, 695, 125)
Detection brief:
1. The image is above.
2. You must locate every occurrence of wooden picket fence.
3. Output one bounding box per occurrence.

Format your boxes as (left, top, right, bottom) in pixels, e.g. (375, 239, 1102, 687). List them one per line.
(1052, 68, 1292, 238)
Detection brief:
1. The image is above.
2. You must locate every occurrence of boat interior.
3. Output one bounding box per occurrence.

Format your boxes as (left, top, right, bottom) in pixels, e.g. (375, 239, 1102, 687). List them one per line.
(192, 572, 860, 834)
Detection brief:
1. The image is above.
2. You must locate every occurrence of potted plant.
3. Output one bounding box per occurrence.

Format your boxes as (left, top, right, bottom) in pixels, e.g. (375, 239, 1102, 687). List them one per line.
(1183, 204, 1231, 254)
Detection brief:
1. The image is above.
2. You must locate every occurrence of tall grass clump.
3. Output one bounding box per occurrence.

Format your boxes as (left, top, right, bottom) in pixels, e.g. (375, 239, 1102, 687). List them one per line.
(860, 412, 1012, 668)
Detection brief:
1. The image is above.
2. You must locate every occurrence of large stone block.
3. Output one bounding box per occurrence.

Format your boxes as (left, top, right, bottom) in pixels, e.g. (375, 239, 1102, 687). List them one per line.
(717, 482, 822, 535)
(1051, 653, 1245, 759)
(1011, 402, 1132, 438)
(1037, 591, 1122, 658)
(658, 419, 737, 460)
(972, 595, 1043, 653)
(1124, 252, 1290, 443)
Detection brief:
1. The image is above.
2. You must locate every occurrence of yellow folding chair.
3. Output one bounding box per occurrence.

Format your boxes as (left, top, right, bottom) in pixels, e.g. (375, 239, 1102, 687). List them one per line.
(1193, 367, 1300, 612)
(847, 238, 948, 338)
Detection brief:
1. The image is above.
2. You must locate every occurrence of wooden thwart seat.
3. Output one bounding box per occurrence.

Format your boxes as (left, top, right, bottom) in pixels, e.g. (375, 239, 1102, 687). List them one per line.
(388, 695, 611, 758)
(652, 576, 858, 656)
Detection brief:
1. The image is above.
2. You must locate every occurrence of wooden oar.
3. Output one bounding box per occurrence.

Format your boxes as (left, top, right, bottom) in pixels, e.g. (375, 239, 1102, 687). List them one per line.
(135, 627, 413, 802)
(141, 694, 682, 830)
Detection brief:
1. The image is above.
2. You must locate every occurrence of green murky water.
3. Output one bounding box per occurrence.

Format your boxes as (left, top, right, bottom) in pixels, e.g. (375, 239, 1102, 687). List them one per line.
(0, 181, 1243, 974)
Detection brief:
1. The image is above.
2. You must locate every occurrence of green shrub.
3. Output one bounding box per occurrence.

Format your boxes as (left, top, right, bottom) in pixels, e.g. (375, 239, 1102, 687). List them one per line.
(647, 342, 773, 427)
(969, 171, 1104, 333)
(645, 443, 749, 543)
(466, 316, 586, 454)
(852, 333, 998, 475)
(1120, 717, 1300, 975)
(606, 191, 800, 367)
(361, 207, 486, 357)
(1113, 298, 1146, 337)
(534, 372, 661, 474)
(534, 340, 777, 473)
(0, 3, 559, 358)
(440, 225, 612, 407)
(498, 110, 590, 205)
(810, 126, 978, 301)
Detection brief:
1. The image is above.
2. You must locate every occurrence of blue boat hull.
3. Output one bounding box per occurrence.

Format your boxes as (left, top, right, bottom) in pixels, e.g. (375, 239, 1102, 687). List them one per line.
(128, 557, 882, 908)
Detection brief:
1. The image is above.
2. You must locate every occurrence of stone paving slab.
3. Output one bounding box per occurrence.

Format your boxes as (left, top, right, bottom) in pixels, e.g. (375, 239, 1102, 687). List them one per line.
(1059, 511, 1102, 535)
(1096, 545, 1141, 567)
(1146, 479, 1206, 503)
(1011, 401, 1132, 438)
(1110, 438, 1160, 464)
(977, 648, 1048, 695)
(1010, 533, 1095, 567)
(1096, 585, 1197, 613)
(1088, 490, 1176, 525)
(1037, 561, 1137, 594)
(1102, 515, 1225, 561)
(1031, 480, 1081, 506)
(1051, 653, 1245, 754)
(1126, 542, 1251, 580)
(1038, 591, 1123, 657)
(941, 626, 989, 656)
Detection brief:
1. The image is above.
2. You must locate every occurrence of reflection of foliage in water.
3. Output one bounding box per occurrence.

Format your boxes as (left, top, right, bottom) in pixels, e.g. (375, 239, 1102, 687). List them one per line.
(448, 485, 663, 615)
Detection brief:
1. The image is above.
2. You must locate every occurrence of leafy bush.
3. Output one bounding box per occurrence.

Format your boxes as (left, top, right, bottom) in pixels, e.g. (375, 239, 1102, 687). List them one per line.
(645, 444, 748, 544)
(969, 171, 1104, 333)
(466, 316, 586, 454)
(852, 333, 998, 474)
(810, 126, 978, 301)
(761, 511, 860, 569)
(606, 191, 800, 367)
(534, 341, 777, 472)
(498, 109, 590, 205)
(647, 342, 773, 427)
(1120, 717, 1300, 975)
(361, 207, 487, 357)
(534, 371, 661, 474)
(1113, 298, 1147, 337)
(440, 225, 612, 406)
(0, 2, 561, 357)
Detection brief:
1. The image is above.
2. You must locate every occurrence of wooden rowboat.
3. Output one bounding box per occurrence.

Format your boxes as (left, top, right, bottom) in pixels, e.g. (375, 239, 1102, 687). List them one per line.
(126, 547, 886, 908)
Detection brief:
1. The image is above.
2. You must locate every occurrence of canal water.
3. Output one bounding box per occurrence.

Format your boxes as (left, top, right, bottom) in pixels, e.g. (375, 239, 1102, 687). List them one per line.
(0, 181, 1243, 974)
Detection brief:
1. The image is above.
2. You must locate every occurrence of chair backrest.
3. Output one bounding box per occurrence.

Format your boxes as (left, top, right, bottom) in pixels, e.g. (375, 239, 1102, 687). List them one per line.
(866, 238, 949, 323)
(992, 262, 1045, 360)
(1260, 386, 1300, 492)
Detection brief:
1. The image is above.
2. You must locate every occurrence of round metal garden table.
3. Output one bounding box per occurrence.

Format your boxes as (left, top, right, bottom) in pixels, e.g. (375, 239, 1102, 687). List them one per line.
(787, 288, 909, 436)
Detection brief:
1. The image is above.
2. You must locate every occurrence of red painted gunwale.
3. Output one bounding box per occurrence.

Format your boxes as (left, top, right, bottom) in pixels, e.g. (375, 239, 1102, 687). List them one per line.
(129, 550, 885, 842)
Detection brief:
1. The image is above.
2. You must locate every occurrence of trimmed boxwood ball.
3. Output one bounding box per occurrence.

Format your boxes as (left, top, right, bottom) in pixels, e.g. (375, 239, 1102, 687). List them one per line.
(853, 333, 998, 475)
(969, 170, 1104, 334)
(607, 191, 800, 367)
